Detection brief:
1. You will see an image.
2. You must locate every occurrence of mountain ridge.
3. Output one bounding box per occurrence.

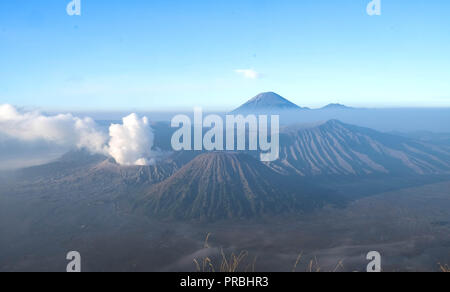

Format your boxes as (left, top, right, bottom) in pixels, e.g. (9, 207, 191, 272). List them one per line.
(271, 119, 450, 176)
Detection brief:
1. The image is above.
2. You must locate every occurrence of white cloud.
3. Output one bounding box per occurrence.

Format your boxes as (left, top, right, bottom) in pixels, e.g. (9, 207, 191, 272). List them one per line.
(0, 105, 161, 169)
(106, 114, 159, 166)
(0, 104, 107, 154)
(234, 69, 262, 80)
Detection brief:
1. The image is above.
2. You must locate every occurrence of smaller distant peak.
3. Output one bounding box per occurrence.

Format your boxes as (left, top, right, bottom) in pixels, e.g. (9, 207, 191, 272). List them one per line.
(321, 103, 352, 110)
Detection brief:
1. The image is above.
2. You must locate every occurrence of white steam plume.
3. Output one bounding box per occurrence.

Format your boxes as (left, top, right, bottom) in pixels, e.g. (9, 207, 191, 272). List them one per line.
(106, 113, 159, 166)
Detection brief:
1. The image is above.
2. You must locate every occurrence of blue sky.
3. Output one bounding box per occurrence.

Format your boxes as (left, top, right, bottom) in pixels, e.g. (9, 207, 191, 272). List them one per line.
(1, 0, 450, 110)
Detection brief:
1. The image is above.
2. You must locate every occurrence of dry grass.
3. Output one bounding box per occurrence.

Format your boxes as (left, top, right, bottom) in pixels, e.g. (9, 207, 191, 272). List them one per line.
(292, 252, 303, 272)
(194, 233, 257, 272)
(439, 264, 450, 272)
(194, 234, 449, 273)
(292, 252, 344, 272)
(194, 234, 346, 272)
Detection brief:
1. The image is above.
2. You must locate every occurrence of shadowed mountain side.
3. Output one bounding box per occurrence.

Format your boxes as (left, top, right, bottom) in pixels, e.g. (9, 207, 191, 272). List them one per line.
(11, 150, 184, 190)
(271, 120, 450, 176)
(392, 131, 450, 148)
(138, 152, 337, 221)
(13, 149, 107, 181)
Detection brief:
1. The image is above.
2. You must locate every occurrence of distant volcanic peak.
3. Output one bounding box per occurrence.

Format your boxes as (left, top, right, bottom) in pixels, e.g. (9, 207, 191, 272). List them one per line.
(232, 92, 303, 113)
(249, 92, 297, 105)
